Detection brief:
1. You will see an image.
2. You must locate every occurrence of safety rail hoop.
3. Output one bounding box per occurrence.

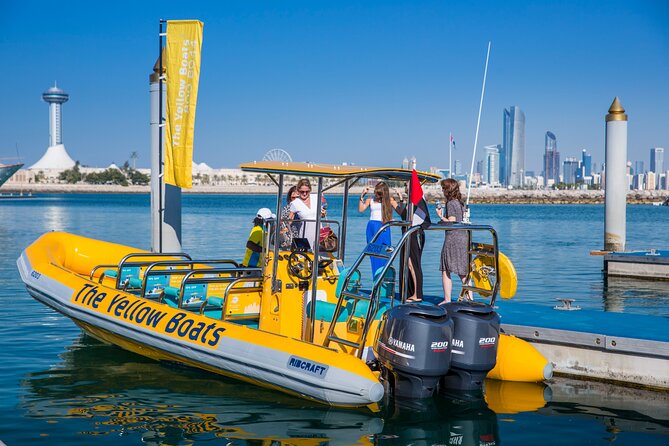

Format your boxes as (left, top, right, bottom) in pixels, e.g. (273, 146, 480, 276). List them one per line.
(90, 264, 119, 282)
(323, 223, 416, 356)
(220, 277, 264, 320)
(135, 266, 245, 299)
(113, 252, 192, 288)
(92, 261, 173, 283)
(178, 268, 261, 309)
(140, 259, 241, 297)
(323, 221, 500, 357)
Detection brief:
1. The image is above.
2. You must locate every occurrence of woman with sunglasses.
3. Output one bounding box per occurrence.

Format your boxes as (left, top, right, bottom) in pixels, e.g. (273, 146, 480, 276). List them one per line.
(358, 181, 397, 274)
(288, 178, 322, 251)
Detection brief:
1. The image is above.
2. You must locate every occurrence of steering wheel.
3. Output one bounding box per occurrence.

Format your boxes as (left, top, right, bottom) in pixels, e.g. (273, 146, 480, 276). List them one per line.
(288, 252, 314, 280)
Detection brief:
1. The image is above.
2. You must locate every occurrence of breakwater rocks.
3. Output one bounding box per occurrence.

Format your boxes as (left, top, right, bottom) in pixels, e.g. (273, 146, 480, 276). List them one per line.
(421, 187, 668, 204)
(2, 183, 668, 204)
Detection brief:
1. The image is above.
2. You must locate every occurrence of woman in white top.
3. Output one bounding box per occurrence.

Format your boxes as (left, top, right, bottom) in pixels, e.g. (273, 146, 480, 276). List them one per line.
(289, 178, 322, 251)
(358, 182, 397, 274)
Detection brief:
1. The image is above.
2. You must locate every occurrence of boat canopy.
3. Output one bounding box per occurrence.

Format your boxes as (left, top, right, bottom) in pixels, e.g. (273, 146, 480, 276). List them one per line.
(239, 161, 441, 183)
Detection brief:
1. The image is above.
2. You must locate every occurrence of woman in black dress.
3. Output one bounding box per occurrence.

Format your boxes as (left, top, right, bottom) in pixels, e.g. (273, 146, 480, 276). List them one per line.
(436, 178, 470, 304)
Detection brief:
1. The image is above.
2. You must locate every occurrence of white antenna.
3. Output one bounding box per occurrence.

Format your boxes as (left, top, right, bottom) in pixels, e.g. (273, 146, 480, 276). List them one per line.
(463, 41, 491, 223)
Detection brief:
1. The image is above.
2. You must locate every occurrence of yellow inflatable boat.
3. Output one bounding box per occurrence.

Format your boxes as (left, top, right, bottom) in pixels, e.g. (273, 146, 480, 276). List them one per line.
(17, 162, 551, 407)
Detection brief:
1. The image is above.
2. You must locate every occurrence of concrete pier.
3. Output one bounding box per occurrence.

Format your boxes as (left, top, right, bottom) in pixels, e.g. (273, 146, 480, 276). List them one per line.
(604, 250, 669, 280)
(497, 300, 669, 390)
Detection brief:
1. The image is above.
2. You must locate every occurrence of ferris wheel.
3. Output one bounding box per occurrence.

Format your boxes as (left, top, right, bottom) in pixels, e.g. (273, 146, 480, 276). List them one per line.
(262, 148, 292, 163)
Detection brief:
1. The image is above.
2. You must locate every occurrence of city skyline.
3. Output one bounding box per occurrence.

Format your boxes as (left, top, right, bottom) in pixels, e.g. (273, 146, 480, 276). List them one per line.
(1, 1, 667, 173)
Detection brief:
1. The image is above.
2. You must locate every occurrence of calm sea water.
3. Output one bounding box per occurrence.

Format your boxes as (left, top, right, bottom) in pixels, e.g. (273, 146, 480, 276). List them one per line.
(1, 194, 667, 445)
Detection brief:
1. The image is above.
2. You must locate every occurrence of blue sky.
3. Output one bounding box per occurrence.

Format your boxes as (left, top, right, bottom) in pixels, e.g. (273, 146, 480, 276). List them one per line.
(1, 0, 667, 173)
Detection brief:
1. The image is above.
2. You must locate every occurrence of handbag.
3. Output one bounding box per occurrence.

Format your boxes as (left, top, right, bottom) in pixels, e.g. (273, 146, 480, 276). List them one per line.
(319, 227, 338, 252)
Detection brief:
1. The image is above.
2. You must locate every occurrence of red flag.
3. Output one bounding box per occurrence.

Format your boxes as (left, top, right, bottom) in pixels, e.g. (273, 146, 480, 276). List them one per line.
(410, 169, 423, 206)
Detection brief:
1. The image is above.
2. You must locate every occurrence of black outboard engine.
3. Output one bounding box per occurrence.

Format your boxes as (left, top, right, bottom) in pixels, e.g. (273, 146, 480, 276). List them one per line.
(440, 301, 500, 393)
(374, 304, 453, 398)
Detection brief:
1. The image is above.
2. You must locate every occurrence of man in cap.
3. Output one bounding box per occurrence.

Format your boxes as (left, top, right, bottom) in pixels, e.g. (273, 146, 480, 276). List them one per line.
(242, 208, 274, 268)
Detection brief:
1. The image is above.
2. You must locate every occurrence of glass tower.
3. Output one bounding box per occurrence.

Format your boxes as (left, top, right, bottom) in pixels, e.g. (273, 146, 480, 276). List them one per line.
(484, 144, 500, 185)
(543, 131, 560, 185)
(650, 148, 664, 174)
(582, 149, 592, 177)
(502, 106, 525, 187)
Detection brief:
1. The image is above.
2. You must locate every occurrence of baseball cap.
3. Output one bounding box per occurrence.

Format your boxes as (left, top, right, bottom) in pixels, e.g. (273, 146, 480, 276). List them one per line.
(257, 208, 274, 220)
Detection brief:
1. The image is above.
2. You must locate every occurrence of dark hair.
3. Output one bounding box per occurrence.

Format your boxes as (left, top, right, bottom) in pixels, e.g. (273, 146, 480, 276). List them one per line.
(374, 182, 393, 223)
(253, 216, 263, 226)
(286, 185, 297, 204)
(441, 178, 463, 203)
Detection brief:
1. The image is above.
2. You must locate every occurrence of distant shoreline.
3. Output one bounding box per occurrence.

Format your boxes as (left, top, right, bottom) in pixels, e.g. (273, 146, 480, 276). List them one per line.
(2, 183, 668, 204)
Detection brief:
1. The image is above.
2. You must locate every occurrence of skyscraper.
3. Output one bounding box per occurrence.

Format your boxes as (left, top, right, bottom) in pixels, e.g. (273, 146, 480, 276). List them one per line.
(484, 144, 500, 185)
(634, 160, 645, 175)
(563, 157, 579, 184)
(650, 147, 664, 174)
(502, 106, 525, 187)
(543, 131, 560, 186)
(582, 149, 592, 177)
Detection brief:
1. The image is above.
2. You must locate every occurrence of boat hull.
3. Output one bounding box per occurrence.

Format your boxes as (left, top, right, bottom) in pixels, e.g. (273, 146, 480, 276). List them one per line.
(17, 232, 384, 407)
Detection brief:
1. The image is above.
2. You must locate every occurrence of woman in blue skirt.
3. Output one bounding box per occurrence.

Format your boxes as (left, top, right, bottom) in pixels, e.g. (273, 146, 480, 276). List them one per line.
(359, 182, 396, 275)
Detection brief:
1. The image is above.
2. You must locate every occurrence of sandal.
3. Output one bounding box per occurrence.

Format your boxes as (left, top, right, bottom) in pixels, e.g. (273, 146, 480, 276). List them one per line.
(405, 296, 423, 303)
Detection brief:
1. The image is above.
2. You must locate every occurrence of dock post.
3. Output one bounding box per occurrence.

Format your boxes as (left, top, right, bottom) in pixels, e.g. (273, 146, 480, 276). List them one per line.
(604, 97, 627, 252)
(150, 54, 182, 253)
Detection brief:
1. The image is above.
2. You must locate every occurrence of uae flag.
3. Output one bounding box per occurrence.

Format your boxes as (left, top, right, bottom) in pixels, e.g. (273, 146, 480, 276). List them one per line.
(410, 169, 432, 228)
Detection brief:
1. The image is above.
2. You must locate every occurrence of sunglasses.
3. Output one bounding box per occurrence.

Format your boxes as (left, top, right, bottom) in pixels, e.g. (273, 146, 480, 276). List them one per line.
(298, 189, 310, 194)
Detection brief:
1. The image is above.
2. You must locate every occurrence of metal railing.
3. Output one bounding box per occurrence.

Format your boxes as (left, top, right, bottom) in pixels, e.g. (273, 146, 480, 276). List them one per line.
(323, 221, 501, 357)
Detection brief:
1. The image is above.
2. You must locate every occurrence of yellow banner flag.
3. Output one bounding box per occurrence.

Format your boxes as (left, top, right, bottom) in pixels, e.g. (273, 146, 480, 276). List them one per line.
(164, 20, 203, 188)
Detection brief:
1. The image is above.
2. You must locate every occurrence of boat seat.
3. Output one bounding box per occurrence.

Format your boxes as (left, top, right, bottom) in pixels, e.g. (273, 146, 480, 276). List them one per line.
(161, 288, 225, 310)
(373, 267, 395, 299)
(305, 300, 350, 323)
(334, 268, 361, 298)
(100, 269, 144, 291)
(347, 300, 390, 320)
(126, 277, 143, 289)
(163, 286, 179, 298)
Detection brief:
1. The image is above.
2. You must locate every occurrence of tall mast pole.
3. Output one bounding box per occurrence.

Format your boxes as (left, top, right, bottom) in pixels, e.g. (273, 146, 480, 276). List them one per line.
(158, 20, 165, 252)
(464, 41, 491, 222)
(449, 132, 453, 178)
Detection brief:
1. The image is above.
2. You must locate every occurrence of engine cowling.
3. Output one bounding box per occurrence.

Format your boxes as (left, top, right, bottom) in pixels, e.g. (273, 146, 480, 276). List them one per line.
(440, 301, 500, 393)
(374, 303, 454, 398)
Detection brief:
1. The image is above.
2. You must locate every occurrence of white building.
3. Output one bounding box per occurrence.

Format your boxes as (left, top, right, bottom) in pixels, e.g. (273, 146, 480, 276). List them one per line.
(30, 84, 76, 170)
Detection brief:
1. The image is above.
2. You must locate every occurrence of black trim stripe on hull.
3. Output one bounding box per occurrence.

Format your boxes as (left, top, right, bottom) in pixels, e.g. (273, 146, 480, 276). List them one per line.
(25, 284, 370, 404)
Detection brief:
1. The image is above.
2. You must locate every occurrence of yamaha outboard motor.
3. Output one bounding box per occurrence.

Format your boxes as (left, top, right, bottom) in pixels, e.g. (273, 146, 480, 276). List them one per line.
(440, 301, 500, 393)
(374, 304, 453, 398)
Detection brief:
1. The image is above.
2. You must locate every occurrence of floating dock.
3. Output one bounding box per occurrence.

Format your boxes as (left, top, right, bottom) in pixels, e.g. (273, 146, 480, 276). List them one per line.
(496, 300, 669, 390)
(604, 250, 669, 280)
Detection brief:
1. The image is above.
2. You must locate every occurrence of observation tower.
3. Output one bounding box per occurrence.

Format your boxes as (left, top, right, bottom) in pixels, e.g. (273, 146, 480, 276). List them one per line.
(30, 83, 76, 170)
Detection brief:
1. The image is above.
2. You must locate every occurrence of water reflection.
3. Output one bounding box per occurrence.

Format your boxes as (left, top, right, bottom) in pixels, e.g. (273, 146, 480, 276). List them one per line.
(21, 336, 382, 445)
(42, 205, 67, 232)
(379, 395, 499, 445)
(541, 378, 669, 439)
(601, 275, 669, 315)
(18, 335, 669, 445)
